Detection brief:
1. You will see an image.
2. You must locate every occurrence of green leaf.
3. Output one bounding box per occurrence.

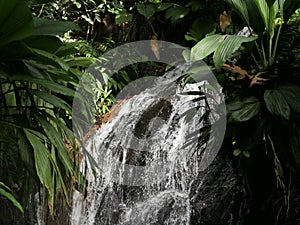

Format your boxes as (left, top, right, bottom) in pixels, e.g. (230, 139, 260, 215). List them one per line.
(24, 129, 54, 206)
(264, 89, 290, 120)
(253, 0, 279, 33)
(18, 130, 36, 177)
(35, 114, 74, 175)
(115, 11, 133, 24)
(165, 6, 190, 23)
(30, 48, 69, 71)
(0, 0, 34, 46)
(227, 96, 261, 122)
(30, 90, 71, 112)
(0, 184, 24, 213)
(55, 42, 78, 57)
(36, 79, 74, 96)
(233, 148, 242, 156)
(24, 36, 62, 53)
(213, 35, 257, 71)
(33, 79, 75, 96)
(226, 0, 250, 25)
(277, 83, 300, 114)
(137, 3, 156, 18)
(33, 17, 81, 36)
(66, 57, 96, 67)
(191, 34, 223, 62)
(156, 3, 174, 11)
(189, 18, 216, 41)
(266, 0, 277, 7)
(242, 150, 250, 158)
(245, 0, 266, 35)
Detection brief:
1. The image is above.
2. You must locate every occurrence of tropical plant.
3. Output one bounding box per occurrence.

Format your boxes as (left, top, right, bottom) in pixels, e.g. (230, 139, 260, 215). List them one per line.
(188, 0, 300, 223)
(0, 0, 93, 221)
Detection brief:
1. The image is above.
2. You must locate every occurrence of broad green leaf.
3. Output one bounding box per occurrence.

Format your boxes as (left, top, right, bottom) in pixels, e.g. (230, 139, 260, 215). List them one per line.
(245, 0, 265, 35)
(213, 35, 257, 71)
(0, 0, 33, 46)
(30, 48, 69, 71)
(33, 18, 81, 36)
(137, 3, 173, 18)
(165, 6, 190, 23)
(227, 96, 261, 122)
(35, 114, 74, 174)
(156, 3, 174, 11)
(30, 90, 71, 112)
(226, 0, 250, 25)
(55, 42, 78, 57)
(277, 83, 300, 113)
(137, 3, 156, 18)
(189, 18, 216, 41)
(24, 129, 54, 206)
(253, 0, 279, 34)
(191, 34, 223, 62)
(264, 89, 290, 120)
(18, 130, 36, 177)
(66, 57, 96, 67)
(266, 0, 277, 7)
(32, 79, 75, 96)
(10, 76, 75, 98)
(24, 36, 62, 53)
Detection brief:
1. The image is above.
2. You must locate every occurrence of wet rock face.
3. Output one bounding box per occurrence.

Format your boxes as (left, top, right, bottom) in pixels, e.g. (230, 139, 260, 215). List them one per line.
(190, 155, 244, 225)
(72, 63, 229, 225)
(134, 98, 172, 139)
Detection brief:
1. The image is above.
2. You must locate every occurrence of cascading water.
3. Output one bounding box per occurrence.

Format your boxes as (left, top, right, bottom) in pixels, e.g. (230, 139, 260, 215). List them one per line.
(71, 63, 225, 225)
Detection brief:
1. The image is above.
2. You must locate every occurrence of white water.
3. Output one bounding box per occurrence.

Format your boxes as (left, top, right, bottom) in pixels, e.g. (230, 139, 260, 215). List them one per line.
(71, 64, 225, 225)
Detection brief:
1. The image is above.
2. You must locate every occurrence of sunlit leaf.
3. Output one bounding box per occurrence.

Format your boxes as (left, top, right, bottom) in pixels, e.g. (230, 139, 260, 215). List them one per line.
(191, 34, 223, 62)
(213, 35, 257, 71)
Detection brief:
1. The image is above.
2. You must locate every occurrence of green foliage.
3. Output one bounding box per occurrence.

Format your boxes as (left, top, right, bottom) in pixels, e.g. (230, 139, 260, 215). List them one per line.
(0, 182, 24, 213)
(264, 89, 290, 120)
(0, 0, 88, 218)
(227, 96, 261, 122)
(188, 1, 300, 222)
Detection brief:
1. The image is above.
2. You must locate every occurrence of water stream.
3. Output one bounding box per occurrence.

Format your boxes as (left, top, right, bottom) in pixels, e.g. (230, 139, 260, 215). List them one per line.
(71, 64, 225, 225)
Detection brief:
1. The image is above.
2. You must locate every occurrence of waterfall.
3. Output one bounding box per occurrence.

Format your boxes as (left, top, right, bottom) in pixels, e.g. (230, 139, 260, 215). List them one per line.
(71, 63, 226, 225)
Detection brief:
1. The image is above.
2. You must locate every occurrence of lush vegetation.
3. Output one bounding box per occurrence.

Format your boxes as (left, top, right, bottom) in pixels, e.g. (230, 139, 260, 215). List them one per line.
(0, 0, 299, 224)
